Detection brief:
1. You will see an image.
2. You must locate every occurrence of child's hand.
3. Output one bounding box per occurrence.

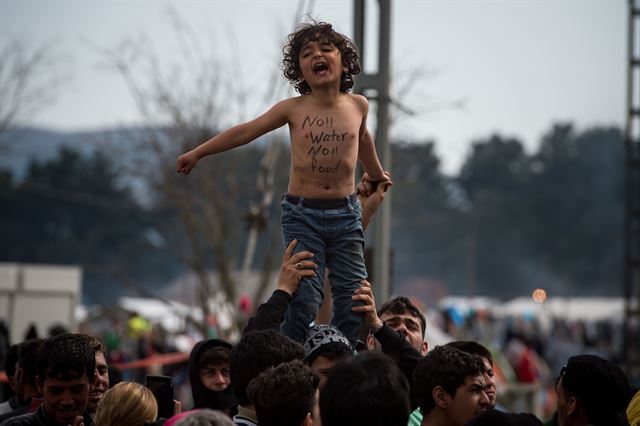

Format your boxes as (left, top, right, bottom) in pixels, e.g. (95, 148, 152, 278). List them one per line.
(373, 170, 393, 187)
(357, 171, 392, 196)
(176, 152, 198, 174)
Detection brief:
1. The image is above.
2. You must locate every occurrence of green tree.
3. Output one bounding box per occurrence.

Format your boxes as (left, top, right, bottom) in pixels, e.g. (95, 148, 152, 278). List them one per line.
(448, 124, 624, 298)
(0, 146, 175, 303)
(527, 124, 623, 295)
(457, 134, 533, 296)
(95, 9, 294, 334)
(390, 141, 468, 294)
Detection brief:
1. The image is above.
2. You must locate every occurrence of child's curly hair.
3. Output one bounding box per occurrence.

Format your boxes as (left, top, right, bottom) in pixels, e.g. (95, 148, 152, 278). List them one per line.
(282, 21, 361, 95)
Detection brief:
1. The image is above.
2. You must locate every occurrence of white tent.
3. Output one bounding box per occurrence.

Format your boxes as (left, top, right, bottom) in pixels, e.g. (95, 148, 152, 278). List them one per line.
(497, 297, 624, 322)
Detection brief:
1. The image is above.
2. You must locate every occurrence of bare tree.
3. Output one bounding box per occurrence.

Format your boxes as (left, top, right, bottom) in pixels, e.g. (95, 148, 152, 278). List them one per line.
(92, 3, 438, 337)
(93, 8, 293, 336)
(0, 38, 66, 136)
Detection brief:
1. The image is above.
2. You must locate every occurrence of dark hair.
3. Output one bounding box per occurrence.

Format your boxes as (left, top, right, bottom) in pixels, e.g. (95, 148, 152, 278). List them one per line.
(282, 20, 360, 95)
(188, 339, 236, 411)
(247, 360, 320, 426)
(413, 345, 486, 415)
(80, 334, 106, 355)
(198, 345, 230, 369)
(230, 330, 304, 406)
(36, 333, 96, 382)
(18, 338, 44, 387)
(4, 344, 18, 378)
(25, 323, 38, 340)
(48, 323, 69, 337)
(378, 297, 427, 338)
(560, 354, 629, 425)
(446, 341, 493, 366)
(320, 352, 410, 426)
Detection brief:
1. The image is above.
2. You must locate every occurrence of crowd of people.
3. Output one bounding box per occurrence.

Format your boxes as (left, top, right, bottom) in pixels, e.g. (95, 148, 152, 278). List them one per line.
(439, 301, 625, 378)
(1, 18, 638, 426)
(0, 261, 638, 426)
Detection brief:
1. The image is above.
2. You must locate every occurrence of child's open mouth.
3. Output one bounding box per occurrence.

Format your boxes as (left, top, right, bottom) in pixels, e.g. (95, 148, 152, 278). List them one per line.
(313, 62, 328, 75)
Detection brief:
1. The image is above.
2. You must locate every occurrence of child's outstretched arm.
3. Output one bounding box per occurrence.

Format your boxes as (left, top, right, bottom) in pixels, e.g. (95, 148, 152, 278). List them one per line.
(176, 100, 290, 174)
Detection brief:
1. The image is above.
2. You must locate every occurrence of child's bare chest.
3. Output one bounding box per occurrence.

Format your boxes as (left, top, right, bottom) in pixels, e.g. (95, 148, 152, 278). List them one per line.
(286, 104, 362, 197)
(289, 106, 362, 147)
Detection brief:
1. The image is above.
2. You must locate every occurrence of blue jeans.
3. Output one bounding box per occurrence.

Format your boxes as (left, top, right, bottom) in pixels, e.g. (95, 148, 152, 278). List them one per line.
(280, 193, 367, 348)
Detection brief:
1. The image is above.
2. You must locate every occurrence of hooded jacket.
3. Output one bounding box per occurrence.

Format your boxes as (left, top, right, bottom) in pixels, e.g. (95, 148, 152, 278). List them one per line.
(188, 339, 237, 414)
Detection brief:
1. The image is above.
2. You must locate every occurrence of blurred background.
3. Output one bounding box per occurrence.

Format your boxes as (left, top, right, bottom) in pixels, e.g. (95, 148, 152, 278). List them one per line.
(0, 0, 636, 417)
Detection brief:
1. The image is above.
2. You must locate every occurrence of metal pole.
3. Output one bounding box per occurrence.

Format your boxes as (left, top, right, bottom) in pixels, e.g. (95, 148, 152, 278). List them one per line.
(353, 0, 365, 66)
(372, 0, 392, 302)
(352, 0, 392, 302)
(623, 0, 640, 378)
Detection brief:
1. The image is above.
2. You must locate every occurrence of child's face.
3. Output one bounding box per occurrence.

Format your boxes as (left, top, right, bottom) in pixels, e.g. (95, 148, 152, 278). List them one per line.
(298, 39, 345, 89)
(199, 363, 230, 392)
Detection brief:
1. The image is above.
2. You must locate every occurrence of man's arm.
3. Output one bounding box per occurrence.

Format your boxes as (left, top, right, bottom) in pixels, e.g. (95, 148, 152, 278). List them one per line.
(176, 99, 290, 174)
(352, 281, 422, 362)
(352, 280, 422, 406)
(244, 240, 316, 334)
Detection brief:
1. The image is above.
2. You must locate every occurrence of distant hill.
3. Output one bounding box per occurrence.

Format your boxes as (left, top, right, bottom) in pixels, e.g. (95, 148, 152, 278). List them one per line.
(0, 126, 269, 181)
(0, 126, 153, 180)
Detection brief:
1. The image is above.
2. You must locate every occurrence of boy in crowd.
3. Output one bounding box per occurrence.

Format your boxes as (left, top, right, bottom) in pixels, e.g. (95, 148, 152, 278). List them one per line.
(177, 20, 391, 348)
(247, 360, 320, 426)
(1, 333, 96, 426)
(189, 339, 237, 416)
(446, 341, 497, 408)
(320, 352, 411, 426)
(413, 345, 489, 426)
(0, 339, 44, 423)
(302, 324, 353, 387)
(555, 354, 630, 426)
(0, 345, 19, 415)
(352, 279, 429, 426)
(230, 330, 305, 426)
(81, 335, 109, 418)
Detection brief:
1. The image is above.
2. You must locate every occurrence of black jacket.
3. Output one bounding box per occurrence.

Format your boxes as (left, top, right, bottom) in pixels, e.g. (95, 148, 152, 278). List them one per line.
(244, 290, 291, 334)
(0, 404, 93, 426)
(188, 338, 237, 414)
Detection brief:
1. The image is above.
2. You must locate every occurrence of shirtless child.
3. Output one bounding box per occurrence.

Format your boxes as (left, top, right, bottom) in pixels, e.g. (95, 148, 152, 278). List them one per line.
(176, 21, 390, 347)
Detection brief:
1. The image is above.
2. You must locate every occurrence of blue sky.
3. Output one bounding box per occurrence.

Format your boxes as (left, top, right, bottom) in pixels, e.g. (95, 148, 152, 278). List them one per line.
(0, 0, 626, 174)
